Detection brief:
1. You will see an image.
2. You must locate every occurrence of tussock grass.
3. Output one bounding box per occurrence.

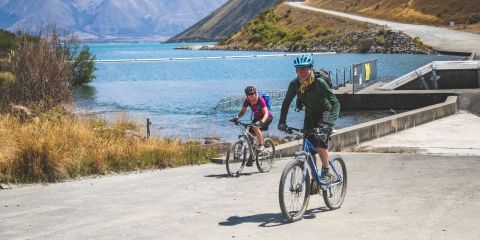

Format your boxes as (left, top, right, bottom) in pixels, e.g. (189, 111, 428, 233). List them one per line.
(0, 109, 217, 184)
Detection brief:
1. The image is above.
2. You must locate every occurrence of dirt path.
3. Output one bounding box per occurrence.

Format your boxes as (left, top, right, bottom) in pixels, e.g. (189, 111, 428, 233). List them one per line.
(1, 153, 479, 239)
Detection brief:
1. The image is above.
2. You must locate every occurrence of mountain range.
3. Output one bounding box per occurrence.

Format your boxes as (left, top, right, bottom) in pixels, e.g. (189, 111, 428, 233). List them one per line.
(167, 0, 282, 42)
(0, 0, 227, 42)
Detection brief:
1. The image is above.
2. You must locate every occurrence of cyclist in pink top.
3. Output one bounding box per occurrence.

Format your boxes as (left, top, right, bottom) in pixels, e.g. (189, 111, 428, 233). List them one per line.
(230, 86, 273, 166)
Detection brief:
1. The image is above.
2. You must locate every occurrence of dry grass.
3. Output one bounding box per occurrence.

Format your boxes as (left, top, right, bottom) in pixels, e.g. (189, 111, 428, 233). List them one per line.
(306, 0, 480, 26)
(463, 22, 480, 34)
(0, 109, 217, 184)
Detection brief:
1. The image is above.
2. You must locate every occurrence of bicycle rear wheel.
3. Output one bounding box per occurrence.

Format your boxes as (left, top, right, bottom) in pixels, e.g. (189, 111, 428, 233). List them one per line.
(279, 160, 310, 222)
(256, 138, 275, 173)
(226, 140, 246, 177)
(322, 154, 347, 209)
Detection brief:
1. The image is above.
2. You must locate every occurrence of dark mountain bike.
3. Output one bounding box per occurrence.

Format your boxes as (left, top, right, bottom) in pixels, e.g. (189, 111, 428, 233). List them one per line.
(278, 126, 347, 222)
(226, 120, 275, 177)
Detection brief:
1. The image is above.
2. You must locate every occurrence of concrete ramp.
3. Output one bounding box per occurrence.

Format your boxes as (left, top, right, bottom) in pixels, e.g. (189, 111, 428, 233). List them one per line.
(380, 60, 480, 90)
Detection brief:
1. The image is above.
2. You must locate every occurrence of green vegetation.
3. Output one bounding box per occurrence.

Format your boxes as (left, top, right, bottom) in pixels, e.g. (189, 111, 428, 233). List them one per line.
(374, 27, 390, 46)
(221, 7, 331, 48)
(0, 30, 16, 60)
(413, 36, 428, 49)
(466, 13, 480, 24)
(375, 35, 385, 46)
(244, 8, 309, 46)
(69, 45, 97, 86)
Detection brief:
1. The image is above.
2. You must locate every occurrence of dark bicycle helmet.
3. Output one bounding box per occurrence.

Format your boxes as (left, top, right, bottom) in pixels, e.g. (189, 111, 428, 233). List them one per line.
(293, 54, 314, 68)
(244, 85, 257, 95)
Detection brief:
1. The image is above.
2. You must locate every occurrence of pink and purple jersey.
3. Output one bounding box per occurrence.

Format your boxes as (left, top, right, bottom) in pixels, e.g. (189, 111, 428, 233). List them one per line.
(243, 97, 273, 119)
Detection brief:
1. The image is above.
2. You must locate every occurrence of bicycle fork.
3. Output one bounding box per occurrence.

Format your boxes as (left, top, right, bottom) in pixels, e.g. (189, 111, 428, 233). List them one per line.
(289, 151, 309, 193)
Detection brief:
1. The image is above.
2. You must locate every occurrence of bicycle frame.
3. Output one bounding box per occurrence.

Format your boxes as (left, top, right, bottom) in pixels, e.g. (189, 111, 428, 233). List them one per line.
(236, 122, 258, 159)
(292, 133, 344, 191)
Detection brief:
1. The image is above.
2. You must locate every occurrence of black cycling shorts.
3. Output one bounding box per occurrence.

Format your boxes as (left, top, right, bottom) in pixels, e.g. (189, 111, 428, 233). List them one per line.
(304, 112, 332, 149)
(249, 116, 273, 134)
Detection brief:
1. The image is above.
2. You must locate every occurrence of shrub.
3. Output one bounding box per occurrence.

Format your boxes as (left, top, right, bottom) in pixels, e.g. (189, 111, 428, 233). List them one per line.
(340, 37, 354, 47)
(315, 29, 334, 37)
(356, 38, 373, 53)
(288, 29, 307, 42)
(375, 35, 385, 45)
(379, 27, 392, 36)
(413, 36, 427, 49)
(69, 45, 97, 87)
(0, 30, 16, 59)
(467, 13, 480, 24)
(4, 28, 72, 111)
(0, 26, 96, 112)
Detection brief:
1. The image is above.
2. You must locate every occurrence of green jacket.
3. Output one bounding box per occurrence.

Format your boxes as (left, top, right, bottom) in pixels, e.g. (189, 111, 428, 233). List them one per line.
(279, 75, 340, 125)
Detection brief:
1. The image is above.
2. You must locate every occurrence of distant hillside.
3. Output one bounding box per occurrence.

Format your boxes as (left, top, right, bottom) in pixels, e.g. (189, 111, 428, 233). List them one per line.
(306, 0, 480, 26)
(167, 0, 282, 43)
(215, 3, 434, 54)
(0, 0, 227, 42)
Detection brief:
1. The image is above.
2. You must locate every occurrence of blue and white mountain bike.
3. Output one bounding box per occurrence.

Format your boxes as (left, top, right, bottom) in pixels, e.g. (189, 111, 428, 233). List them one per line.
(278, 126, 347, 222)
(226, 120, 275, 177)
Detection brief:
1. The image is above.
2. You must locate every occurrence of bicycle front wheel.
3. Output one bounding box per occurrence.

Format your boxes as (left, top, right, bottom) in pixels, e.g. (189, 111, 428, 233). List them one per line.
(256, 138, 275, 173)
(279, 160, 310, 222)
(226, 140, 246, 177)
(322, 154, 347, 209)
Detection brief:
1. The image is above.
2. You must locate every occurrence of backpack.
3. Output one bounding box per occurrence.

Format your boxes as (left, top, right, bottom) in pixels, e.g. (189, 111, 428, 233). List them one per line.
(313, 69, 334, 89)
(294, 69, 334, 111)
(258, 91, 272, 111)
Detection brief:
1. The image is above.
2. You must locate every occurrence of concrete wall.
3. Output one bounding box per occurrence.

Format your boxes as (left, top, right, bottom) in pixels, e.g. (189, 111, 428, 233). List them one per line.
(336, 92, 450, 110)
(274, 96, 458, 156)
(396, 70, 479, 90)
(458, 91, 480, 115)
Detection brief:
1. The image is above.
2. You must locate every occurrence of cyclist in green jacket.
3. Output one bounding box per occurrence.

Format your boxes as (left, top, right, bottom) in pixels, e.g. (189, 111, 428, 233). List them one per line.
(278, 54, 340, 187)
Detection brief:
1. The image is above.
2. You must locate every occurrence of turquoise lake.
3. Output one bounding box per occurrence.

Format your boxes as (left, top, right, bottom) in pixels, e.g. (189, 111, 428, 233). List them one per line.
(76, 42, 465, 140)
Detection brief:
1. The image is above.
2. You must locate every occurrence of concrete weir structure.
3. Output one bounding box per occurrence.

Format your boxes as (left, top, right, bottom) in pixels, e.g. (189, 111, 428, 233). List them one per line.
(274, 96, 458, 157)
(212, 59, 480, 163)
(380, 61, 480, 90)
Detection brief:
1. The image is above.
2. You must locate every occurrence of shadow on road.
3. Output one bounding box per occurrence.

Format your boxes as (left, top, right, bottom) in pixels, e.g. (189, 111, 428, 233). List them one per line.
(204, 172, 258, 178)
(218, 213, 287, 227)
(218, 207, 330, 227)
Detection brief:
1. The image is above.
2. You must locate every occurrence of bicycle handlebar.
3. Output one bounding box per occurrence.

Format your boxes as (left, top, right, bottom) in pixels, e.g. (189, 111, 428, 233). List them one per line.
(230, 120, 252, 128)
(285, 126, 303, 134)
(282, 126, 329, 135)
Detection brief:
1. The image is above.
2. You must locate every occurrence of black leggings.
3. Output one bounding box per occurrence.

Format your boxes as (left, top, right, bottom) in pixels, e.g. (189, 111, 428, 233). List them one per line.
(249, 116, 273, 134)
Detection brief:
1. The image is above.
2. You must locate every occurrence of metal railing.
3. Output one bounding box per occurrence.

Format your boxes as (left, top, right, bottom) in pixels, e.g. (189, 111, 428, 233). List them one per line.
(215, 89, 287, 112)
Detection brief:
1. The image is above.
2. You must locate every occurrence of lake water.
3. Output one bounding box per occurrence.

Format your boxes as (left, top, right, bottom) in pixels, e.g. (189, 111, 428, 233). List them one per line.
(76, 43, 464, 141)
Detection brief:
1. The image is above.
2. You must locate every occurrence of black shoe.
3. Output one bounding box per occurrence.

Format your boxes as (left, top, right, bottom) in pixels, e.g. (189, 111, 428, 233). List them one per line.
(246, 157, 254, 167)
